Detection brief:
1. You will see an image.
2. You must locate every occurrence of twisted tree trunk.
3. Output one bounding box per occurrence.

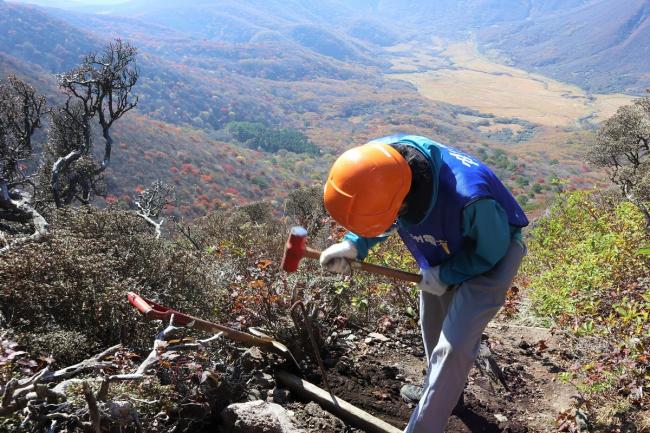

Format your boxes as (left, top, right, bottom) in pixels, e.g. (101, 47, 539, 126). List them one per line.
(0, 189, 48, 254)
(51, 149, 83, 208)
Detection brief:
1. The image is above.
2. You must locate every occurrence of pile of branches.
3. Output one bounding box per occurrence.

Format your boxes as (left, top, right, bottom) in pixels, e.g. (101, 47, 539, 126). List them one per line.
(0, 316, 247, 433)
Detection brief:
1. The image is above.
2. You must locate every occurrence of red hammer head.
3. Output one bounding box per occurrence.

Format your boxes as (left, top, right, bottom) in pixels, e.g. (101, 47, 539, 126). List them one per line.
(281, 226, 309, 272)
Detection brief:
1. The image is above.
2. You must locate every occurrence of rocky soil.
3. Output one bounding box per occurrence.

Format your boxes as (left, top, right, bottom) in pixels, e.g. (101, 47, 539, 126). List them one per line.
(230, 322, 577, 433)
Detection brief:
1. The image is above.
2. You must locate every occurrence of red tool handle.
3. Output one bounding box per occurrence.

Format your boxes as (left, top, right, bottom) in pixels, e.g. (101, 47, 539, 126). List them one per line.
(127, 292, 194, 327)
(127, 292, 155, 314)
(126, 292, 296, 361)
(127, 291, 275, 342)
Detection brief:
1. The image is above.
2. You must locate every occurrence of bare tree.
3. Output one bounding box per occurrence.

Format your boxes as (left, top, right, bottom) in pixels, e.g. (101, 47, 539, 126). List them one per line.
(45, 101, 107, 206)
(0, 75, 48, 252)
(50, 39, 138, 207)
(587, 94, 650, 226)
(134, 180, 175, 238)
(284, 185, 327, 235)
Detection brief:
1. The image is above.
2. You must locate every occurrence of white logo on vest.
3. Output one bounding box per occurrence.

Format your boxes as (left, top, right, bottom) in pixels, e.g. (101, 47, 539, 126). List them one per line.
(410, 234, 451, 255)
(449, 150, 479, 168)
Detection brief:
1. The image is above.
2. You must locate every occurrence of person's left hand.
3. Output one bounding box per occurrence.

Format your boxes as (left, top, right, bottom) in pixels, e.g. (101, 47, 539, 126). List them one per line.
(418, 266, 448, 296)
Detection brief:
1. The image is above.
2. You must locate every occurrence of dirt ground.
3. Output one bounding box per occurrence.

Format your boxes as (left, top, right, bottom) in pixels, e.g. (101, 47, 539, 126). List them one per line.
(277, 322, 577, 433)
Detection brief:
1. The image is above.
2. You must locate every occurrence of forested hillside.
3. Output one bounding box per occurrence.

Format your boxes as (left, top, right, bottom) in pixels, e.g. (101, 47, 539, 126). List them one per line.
(2, 0, 623, 214)
(0, 0, 508, 213)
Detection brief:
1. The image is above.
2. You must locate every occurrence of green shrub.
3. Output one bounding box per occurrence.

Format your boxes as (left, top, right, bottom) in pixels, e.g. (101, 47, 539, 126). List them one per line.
(523, 191, 648, 330)
(516, 194, 529, 206)
(226, 121, 319, 155)
(522, 190, 649, 412)
(0, 207, 223, 364)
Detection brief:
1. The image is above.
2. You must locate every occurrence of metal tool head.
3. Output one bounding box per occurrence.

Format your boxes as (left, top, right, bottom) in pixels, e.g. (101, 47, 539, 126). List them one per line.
(281, 226, 308, 272)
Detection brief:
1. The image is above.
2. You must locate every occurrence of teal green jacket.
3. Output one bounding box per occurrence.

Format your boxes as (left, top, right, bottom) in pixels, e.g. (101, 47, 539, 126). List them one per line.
(345, 200, 522, 285)
(342, 137, 524, 285)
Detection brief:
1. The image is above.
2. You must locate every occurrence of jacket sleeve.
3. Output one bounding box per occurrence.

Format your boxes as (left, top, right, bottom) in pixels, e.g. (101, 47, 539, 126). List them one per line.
(438, 199, 512, 285)
(343, 230, 391, 260)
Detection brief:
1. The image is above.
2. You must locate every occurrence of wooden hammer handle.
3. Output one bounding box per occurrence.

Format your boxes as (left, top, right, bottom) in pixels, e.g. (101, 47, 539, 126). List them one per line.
(305, 247, 422, 283)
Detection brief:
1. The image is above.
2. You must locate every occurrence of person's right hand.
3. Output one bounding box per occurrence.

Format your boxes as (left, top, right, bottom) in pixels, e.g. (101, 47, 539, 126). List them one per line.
(418, 266, 448, 296)
(319, 241, 358, 274)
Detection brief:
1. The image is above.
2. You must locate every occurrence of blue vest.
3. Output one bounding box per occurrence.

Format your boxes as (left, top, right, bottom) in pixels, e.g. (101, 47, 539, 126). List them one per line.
(368, 135, 529, 268)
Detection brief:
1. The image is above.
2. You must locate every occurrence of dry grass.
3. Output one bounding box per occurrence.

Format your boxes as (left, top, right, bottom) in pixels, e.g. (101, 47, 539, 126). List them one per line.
(508, 127, 593, 160)
(591, 93, 637, 122)
(478, 123, 526, 133)
(387, 40, 635, 128)
(639, 411, 650, 433)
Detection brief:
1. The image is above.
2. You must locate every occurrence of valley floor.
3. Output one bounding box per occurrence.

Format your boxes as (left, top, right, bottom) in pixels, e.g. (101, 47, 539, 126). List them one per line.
(385, 39, 634, 129)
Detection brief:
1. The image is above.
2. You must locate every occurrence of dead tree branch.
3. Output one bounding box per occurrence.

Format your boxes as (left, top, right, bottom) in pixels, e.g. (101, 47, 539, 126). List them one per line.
(0, 75, 46, 192)
(0, 189, 48, 254)
(83, 382, 101, 433)
(0, 321, 223, 429)
(133, 180, 175, 238)
(0, 76, 48, 248)
(172, 216, 203, 250)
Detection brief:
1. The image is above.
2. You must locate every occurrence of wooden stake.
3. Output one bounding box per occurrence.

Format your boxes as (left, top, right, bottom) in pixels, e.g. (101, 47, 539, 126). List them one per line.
(276, 370, 404, 433)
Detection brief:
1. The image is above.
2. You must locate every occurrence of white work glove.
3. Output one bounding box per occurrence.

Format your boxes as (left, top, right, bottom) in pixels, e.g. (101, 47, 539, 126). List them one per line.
(418, 266, 448, 296)
(319, 240, 358, 274)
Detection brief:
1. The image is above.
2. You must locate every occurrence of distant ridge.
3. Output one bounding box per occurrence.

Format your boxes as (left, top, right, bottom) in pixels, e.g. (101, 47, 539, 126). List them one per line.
(481, 0, 650, 93)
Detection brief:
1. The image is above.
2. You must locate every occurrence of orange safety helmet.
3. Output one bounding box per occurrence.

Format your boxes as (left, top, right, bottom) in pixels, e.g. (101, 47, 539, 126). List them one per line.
(323, 142, 412, 237)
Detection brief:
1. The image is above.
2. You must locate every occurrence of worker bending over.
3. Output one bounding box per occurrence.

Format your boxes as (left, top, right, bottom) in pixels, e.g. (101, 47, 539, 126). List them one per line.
(320, 135, 528, 433)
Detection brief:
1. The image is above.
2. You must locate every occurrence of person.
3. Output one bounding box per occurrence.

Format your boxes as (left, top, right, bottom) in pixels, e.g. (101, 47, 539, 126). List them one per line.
(319, 135, 528, 433)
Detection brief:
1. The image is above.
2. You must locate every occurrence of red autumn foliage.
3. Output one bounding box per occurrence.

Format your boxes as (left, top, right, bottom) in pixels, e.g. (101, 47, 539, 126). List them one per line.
(181, 163, 200, 175)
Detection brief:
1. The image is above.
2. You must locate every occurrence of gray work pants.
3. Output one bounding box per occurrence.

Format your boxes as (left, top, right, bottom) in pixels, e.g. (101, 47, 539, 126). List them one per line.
(405, 240, 526, 433)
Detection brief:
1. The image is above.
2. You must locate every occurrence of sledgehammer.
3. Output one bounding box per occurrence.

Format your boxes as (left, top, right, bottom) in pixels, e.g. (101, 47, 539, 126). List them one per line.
(281, 226, 422, 283)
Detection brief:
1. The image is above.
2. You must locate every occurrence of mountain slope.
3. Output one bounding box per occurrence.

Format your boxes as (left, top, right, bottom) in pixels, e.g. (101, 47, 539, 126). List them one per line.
(89, 0, 356, 28)
(1, 1, 496, 213)
(41, 3, 386, 69)
(0, 1, 99, 71)
(65, 0, 376, 53)
(341, 0, 590, 33)
(480, 0, 650, 93)
(11, 0, 650, 93)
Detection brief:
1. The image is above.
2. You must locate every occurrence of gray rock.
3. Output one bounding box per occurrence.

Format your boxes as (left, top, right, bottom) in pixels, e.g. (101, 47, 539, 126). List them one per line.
(269, 387, 291, 404)
(241, 347, 265, 369)
(248, 372, 274, 388)
(107, 400, 141, 428)
(367, 332, 390, 342)
(222, 400, 304, 433)
(246, 389, 261, 401)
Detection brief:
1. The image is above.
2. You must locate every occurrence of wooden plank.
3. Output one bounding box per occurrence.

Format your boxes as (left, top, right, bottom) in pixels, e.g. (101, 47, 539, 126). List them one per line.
(276, 370, 404, 433)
